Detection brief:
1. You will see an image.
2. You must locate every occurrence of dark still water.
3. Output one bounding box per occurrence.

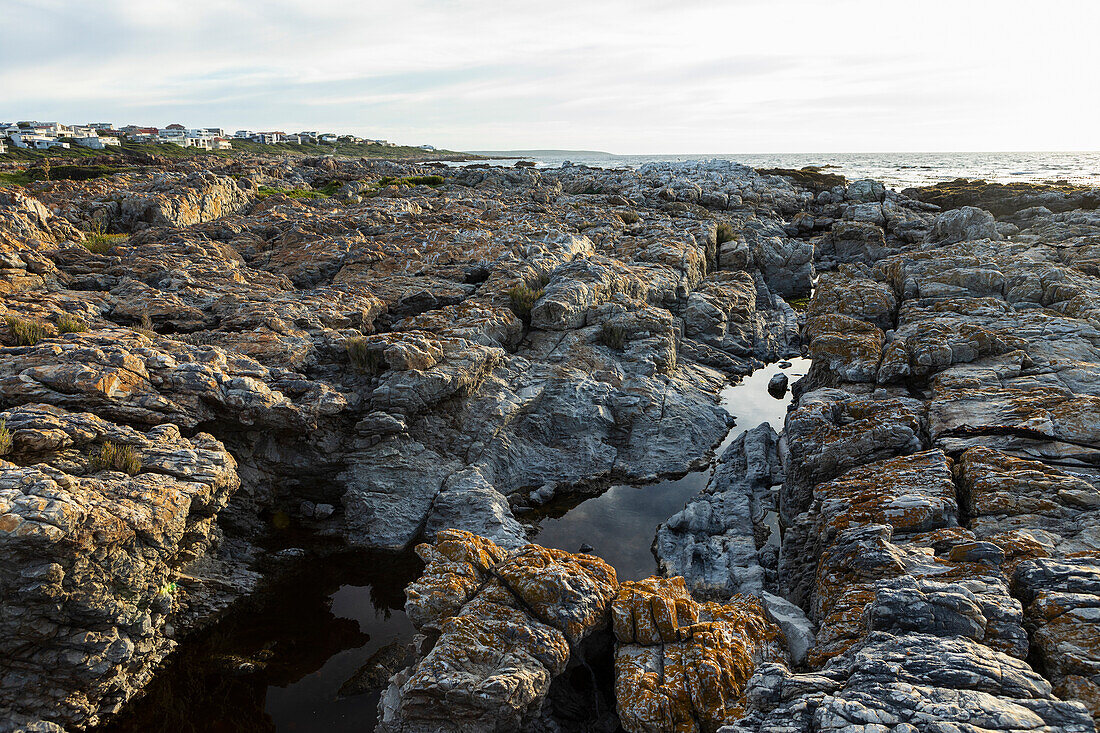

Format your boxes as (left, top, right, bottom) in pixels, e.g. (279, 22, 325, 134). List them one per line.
(99, 552, 420, 733)
(533, 358, 808, 580)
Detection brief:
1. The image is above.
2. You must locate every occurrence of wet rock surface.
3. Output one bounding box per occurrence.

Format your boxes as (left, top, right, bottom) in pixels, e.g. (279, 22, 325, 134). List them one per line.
(1, 156, 1098, 731)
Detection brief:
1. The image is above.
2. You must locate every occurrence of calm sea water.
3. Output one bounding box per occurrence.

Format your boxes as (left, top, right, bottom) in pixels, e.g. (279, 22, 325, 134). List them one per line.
(463, 150, 1100, 190)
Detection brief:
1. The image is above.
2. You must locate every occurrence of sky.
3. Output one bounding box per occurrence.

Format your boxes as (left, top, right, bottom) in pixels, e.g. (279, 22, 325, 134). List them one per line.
(2, 0, 1098, 153)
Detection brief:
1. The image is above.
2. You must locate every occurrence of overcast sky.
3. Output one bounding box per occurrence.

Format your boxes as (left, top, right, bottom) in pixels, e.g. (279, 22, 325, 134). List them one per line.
(3, 0, 1097, 153)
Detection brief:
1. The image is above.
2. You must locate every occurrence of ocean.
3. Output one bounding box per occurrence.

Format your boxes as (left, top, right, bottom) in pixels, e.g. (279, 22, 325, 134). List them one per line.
(461, 150, 1100, 190)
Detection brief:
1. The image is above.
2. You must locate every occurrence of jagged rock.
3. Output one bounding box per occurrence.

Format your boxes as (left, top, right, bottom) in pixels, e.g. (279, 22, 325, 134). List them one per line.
(929, 205, 1004, 244)
(379, 530, 617, 733)
(612, 576, 787, 733)
(656, 425, 782, 599)
(0, 403, 249, 730)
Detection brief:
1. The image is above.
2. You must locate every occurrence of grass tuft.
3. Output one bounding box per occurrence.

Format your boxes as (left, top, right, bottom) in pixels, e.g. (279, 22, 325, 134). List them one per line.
(716, 222, 736, 245)
(57, 314, 89, 333)
(89, 441, 141, 475)
(5, 316, 56, 345)
(508, 284, 545, 320)
(0, 420, 11, 456)
(347, 337, 386, 374)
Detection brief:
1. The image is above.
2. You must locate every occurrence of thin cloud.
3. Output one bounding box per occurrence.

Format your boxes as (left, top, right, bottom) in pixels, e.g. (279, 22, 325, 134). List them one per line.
(2, 0, 1097, 151)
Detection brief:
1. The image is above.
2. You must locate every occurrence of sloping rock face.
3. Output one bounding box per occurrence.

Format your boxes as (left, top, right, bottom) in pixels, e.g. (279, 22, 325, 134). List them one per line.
(904, 178, 1100, 217)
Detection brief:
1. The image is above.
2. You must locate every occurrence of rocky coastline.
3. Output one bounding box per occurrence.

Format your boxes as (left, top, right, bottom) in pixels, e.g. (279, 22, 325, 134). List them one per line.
(1, 154, 1097, 732)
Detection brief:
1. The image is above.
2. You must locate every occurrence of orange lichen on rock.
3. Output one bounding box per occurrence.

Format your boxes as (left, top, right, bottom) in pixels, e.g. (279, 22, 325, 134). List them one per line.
(494, 543, 618, 642)
(404, 528, 508, 630)
(612, 577, 786, 733)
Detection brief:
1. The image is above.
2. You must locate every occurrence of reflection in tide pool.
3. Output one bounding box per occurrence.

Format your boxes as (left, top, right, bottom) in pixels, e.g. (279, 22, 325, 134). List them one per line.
(534, 358, 808, 580)
(99, 552, 420, 733)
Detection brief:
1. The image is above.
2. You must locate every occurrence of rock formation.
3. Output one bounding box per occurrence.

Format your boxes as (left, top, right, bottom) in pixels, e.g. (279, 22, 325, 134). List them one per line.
(1, 156, 1098, 732)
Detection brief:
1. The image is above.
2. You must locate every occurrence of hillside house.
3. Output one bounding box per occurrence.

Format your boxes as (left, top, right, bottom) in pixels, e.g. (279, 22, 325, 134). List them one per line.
(73, 134, 121, 149)
(10, 133, 70, 150)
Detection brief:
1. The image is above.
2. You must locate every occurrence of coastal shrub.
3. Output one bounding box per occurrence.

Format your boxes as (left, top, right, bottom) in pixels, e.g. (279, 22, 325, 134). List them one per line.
(56, 314, 89, 333)
(0, 420, 11, 456)
(314, 180, 342, 196)
(599, 322, 626, 350)
(618, 210, 641, 225)
(5, 316, 56, 345)
(716, 222, 736, 245)
(508, 283, 544, 320)
(134, 310, 157, 339)
(347, 337, 385, 374)
(82, 222, 115, 254)
(89, 441, 141, 475)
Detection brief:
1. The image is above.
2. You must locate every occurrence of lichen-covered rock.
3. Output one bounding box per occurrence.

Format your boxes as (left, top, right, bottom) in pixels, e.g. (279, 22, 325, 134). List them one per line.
(380, 531, 617, 733)
(612, 577, 786, 733)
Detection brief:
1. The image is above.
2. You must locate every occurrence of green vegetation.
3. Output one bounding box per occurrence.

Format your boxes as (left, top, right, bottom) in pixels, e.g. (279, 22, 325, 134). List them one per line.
(56, 314, 89, 333)
(508, 284, 544, 320)
(0, 420, 11, 456)
(786, 295, 811, 312)
(346, 337, 385, 374)
(82, 222, 128, 254)
(598, 322, 626, 350)
(5, 316, 56, 345)
(617, 210, 641, 225)
(89, 441, 141, 475)
(716, 222, 736, 245)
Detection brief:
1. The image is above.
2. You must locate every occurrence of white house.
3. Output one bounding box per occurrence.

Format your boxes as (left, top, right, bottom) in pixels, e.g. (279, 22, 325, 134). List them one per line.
(0, 140, 7, 155)
(73, 135, 106, 149)
(88, 122, 114, 130)
(9, 133, 69, 150)
(319, 133, 338, 143)
(73, 134, 121, 149)
(418, 145, 436, 151)
(211, 137, 233, 150)
(233, 130, 255, 138)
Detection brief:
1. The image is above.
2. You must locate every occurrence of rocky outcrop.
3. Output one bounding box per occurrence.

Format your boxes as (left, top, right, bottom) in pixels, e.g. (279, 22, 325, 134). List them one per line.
(4, 153, 1100, 732)
(905, 178, 1100, 217)
(110, 172, 254, 230)
(379, 530, 618, 732)
(0, 403, 251, 731)
(613, 576, 786, 733)
(753, 204, 1100, 731)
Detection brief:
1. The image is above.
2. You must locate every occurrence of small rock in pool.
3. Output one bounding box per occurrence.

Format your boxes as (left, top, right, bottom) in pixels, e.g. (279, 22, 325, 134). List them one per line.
(578, 543, 595, 554)
(767, 373, 789, 397)
(778, 360, 793, 368)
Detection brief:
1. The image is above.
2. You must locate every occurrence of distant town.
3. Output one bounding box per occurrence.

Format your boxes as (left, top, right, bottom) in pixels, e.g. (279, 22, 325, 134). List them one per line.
(0, 120, 437, 155)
